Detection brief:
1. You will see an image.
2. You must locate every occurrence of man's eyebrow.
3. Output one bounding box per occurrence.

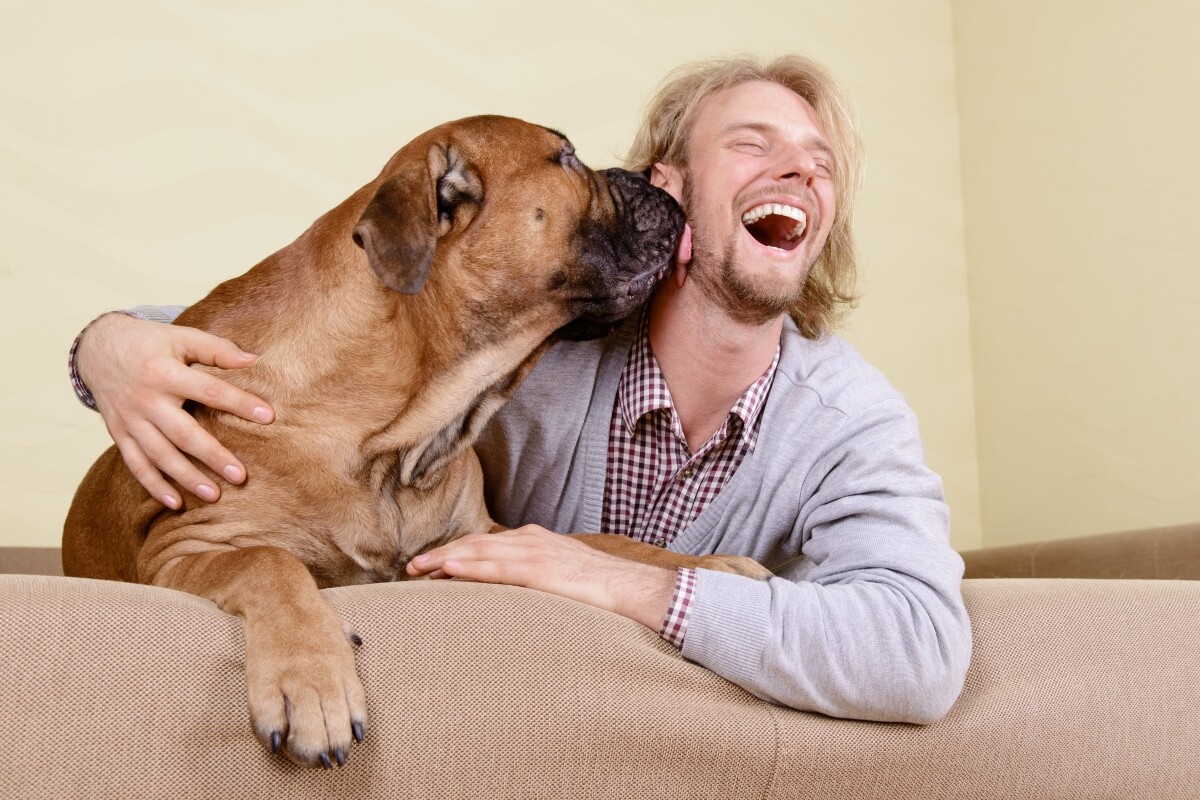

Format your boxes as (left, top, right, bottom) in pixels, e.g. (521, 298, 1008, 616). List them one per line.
(721, 121, 834, 158)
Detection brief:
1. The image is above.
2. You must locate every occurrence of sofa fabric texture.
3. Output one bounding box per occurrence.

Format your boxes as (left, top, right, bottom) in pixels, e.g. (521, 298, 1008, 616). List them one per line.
(3, 568, 1198, 799)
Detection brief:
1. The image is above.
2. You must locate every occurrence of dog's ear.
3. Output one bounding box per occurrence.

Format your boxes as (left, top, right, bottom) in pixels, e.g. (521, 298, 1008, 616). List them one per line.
(352, 144, 482, 295)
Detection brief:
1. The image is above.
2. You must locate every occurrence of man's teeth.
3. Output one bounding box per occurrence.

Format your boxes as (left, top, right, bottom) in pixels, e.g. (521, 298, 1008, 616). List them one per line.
(741, 202, 807, 240)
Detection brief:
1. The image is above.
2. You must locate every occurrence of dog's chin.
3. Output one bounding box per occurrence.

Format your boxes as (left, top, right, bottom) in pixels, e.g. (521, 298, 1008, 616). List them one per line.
(554, 270, 666, 341)
(553, 317, 622, 341)
(554, 301, 640, 340)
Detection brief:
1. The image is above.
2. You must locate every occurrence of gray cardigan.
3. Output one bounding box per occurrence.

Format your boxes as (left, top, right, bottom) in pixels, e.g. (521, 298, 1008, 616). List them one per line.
(475, 312, 972, 723)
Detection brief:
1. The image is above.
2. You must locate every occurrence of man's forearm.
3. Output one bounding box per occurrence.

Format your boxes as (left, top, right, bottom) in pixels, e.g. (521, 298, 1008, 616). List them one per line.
(70, 305, 187, 408)
(407, 526, 687, 640)
(604, 560, 677, 632)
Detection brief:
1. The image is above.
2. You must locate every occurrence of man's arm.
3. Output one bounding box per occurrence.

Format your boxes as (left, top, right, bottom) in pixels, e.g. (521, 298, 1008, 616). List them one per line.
(408, 526, 677, 629)
(681, 399, 970, 724)
(412, 397, 970, 724)
(71, 307, 274, 507)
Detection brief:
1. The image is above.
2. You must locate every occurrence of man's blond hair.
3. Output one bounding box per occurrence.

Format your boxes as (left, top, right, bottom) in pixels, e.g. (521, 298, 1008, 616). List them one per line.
(625, 54, 863, 339)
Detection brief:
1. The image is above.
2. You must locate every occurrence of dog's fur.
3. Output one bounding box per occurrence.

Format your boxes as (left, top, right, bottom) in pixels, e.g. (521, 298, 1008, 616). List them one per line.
(63, 116, 768, 768)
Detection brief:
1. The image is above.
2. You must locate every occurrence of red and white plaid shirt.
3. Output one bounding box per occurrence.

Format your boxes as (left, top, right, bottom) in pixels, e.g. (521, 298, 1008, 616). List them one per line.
(603, 311, 779, 648)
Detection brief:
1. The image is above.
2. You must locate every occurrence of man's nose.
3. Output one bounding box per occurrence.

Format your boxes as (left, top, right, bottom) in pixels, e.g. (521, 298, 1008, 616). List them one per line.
(770, 144, 818, 185)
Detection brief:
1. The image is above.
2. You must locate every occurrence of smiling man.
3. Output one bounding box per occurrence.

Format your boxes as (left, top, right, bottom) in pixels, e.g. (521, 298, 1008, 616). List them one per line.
(71, 55, 971, 723)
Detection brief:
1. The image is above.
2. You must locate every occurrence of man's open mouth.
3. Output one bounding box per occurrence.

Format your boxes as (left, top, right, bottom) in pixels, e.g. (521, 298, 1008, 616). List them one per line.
(741, 202, 807, 252)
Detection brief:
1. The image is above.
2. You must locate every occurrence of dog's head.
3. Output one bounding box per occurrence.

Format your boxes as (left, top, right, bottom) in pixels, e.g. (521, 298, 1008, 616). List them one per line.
(351, 116, 684, 342)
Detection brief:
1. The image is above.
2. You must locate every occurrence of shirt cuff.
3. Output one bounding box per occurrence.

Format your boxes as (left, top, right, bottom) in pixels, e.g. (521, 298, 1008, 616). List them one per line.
(68, 310, 143, 410)
(658, 567, 697, 649)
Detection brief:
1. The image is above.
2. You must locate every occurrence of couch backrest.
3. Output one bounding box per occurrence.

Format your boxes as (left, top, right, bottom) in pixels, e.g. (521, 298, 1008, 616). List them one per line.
(962, 521, 1200, 579)
(3, 575, 1198, 799)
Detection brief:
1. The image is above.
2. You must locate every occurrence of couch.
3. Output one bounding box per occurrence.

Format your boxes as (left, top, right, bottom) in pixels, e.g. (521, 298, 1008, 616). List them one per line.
(2, 523, 1198, 799)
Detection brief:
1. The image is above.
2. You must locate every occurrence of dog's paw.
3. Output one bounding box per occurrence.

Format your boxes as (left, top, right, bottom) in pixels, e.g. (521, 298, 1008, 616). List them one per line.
(696, 554, 773, 581)
(244, 614, 367, 768)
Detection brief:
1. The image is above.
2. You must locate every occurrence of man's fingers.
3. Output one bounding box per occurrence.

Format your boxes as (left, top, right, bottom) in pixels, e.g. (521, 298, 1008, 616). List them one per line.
(166, 329, 274, 424)
(124, 421, 222, 502)
(176, 327, 257, 370)
(174, 368, 274, 426)
(408, 536, 536, 578)
(112, 435, 182, 509)
(79, 317, 264, 497)
(434, 559, 512, 585)
(152, 404, 247, 485)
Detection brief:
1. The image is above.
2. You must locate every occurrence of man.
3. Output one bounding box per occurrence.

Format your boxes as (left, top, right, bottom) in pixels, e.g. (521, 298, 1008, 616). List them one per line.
(70, 55, 971, 723)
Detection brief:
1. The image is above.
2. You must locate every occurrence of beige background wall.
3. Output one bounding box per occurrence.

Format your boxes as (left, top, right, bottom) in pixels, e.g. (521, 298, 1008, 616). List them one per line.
(2, 0, 1013, 553)
(954, 1, 1200, 546)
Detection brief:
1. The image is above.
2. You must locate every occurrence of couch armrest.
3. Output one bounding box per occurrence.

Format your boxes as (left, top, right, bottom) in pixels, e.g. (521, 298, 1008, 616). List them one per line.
(3, 576, 1197, 798)
(962, 522, 1200, 579)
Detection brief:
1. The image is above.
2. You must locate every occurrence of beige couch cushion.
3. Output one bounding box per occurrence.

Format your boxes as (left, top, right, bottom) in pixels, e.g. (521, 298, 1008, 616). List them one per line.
(3, 575, 1198, 798)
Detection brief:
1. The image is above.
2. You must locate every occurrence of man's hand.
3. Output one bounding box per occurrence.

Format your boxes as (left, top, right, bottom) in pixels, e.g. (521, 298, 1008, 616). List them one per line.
(406, 525, 677, 631)
(76, 312, 275, 509)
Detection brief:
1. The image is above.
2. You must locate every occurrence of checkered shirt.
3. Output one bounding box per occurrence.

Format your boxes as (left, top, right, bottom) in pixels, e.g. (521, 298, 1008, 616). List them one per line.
(603, 312, 778, 648)
(68, 329, 98, 409)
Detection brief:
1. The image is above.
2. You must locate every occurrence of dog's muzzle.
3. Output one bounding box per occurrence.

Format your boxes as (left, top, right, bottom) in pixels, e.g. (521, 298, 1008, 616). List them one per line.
(555, 169, 685, 340)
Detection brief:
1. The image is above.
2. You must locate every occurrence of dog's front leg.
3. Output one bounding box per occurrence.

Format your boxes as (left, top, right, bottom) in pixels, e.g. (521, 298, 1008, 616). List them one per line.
(146, 545, 367, 767)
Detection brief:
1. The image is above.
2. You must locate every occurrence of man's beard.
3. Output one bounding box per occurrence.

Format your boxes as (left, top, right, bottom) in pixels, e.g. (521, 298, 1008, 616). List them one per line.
(682, 172, 811, 327)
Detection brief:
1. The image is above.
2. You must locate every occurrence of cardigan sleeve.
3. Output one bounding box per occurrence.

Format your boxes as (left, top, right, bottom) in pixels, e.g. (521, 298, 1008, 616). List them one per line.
(680, 398, 972, 724)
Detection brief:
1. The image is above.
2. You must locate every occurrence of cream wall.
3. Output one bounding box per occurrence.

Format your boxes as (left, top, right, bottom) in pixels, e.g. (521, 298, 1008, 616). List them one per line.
(954, 2, 1200, 546)
(1, 1, 980, 549)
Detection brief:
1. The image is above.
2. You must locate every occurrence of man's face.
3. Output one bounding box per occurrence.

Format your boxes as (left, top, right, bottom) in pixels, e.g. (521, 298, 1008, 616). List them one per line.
(653, 80, 837, 325)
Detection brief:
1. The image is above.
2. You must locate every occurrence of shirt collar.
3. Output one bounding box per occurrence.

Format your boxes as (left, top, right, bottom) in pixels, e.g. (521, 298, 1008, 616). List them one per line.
(617, 310, 780, 450)
(618, 311, 672, 436)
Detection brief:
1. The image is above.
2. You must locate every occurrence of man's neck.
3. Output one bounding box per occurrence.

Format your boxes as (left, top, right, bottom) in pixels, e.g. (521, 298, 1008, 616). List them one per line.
(646, 279, 783, 453)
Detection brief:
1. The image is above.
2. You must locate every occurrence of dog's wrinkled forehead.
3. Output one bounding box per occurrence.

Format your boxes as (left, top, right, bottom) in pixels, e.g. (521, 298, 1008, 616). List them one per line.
(538, 126, 574, 159)
(539, 126, 591, 176)
(440, 120, 584, 221)
(447, 118, 577, 170)
(432, 121, 580, 209)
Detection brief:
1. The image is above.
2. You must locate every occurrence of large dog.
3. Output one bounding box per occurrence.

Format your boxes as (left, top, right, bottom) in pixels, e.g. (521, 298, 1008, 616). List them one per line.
(63, 116, 768, 768)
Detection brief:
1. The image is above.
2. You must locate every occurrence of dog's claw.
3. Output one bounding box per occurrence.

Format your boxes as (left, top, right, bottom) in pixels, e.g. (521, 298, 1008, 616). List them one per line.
(319, 752, 332, 769)
(350, 632, 363, 647)
(270, 731, 282, 754)
(334, 747, 347, 767)
(352, 720, 365, 743)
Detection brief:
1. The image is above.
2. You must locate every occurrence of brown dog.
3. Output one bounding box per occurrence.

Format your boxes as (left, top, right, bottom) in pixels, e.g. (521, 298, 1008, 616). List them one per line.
(63, 116, 768, 768)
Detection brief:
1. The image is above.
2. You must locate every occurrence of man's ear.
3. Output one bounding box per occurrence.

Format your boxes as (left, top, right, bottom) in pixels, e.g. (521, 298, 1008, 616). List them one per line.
(649, 162, 690, 282)
(352, 144, 482, 294)
(649, 162, 685, 203)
